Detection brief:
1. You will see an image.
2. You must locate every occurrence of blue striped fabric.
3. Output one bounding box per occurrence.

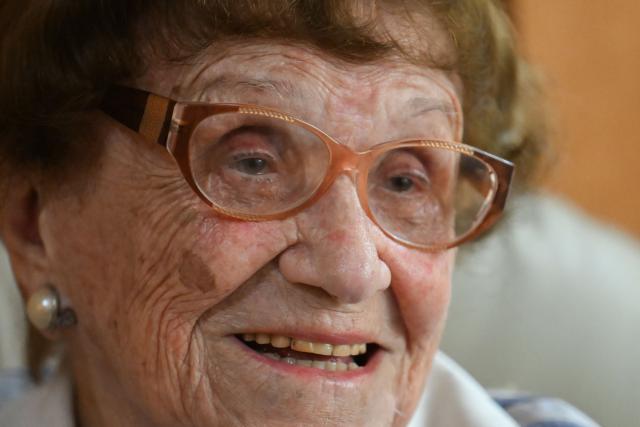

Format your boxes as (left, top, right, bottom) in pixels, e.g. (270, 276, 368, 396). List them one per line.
(491, 390, 602, 427)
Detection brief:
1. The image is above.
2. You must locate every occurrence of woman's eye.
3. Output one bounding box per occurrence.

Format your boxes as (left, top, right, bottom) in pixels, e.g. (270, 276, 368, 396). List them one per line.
(374, 149, 432, 194)
(231, 155, 274, 175)
(385, 172, 429, 193)
(388, 175, 415, 192)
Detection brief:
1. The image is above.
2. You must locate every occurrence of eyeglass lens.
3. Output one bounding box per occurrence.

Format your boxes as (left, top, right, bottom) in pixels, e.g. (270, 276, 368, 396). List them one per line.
(188, 112, 496, 248)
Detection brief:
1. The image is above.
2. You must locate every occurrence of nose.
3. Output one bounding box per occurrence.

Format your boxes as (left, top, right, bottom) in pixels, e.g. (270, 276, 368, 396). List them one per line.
(278, 176, 391, 304)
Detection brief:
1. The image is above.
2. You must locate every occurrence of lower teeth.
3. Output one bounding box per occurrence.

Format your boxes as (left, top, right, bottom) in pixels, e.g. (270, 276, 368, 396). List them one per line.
(264, 352, 360, 371)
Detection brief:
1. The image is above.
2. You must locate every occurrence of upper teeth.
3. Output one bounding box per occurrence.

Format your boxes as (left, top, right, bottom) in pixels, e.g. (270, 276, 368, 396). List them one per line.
(242, 333, 367, 357)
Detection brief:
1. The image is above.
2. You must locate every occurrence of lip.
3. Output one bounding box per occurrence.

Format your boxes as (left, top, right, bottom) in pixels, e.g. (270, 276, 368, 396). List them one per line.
(228, 333, 385, 380)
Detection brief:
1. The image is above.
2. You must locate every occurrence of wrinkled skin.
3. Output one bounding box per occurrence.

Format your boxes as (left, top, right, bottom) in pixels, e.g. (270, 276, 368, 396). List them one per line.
(3, 33, 463, 427)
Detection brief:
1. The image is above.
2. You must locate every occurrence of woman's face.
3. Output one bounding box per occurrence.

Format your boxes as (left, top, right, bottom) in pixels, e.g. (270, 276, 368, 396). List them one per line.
(43, 40, 461, 426)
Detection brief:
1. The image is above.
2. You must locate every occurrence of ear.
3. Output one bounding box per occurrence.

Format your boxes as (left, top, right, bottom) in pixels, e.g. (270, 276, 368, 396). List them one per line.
(0, 174, 51, 310)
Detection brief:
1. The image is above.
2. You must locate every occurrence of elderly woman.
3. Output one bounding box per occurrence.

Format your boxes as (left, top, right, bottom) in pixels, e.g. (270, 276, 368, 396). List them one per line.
(0, 1, 559, 426)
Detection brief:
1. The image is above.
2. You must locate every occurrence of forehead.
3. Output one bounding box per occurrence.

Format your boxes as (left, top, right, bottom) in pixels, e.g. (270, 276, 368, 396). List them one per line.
(136, 41, 463, 144)
(144, 41, 458, 93)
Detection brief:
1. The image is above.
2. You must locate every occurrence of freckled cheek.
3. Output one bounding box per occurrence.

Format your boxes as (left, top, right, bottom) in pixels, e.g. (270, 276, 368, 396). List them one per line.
(183, 218, 291, 296)
(119, 217, 289, 347)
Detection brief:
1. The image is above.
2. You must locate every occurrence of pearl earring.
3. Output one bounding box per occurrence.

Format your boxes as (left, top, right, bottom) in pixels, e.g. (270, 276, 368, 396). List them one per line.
(26, 286, 77, 331)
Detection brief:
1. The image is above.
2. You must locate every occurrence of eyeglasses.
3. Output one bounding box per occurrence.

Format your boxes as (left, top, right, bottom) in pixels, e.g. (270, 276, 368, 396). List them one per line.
(100, 86, 514, 251)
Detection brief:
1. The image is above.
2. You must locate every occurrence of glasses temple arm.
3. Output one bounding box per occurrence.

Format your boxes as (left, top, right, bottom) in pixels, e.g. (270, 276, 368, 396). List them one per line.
(100, 85, 175, 146)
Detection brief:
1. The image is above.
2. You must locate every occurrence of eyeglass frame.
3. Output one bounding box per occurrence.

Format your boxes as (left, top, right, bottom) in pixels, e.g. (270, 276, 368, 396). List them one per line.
(99, 85, 514, 251)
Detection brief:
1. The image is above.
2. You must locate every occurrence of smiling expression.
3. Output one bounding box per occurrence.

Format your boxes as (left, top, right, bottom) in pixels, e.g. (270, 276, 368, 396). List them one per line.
(40, 36, 463, 427)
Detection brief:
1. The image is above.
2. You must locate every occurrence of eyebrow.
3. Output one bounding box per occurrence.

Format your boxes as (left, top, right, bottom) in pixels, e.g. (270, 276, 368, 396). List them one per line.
(407, 96, 457, 118)
(194, 75, 456, 117)
(195, 76, 300, 101)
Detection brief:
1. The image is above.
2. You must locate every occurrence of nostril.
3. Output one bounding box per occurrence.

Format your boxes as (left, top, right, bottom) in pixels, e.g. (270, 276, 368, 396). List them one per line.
(313, 253, 391, 304)
(327, 282, 375, 305)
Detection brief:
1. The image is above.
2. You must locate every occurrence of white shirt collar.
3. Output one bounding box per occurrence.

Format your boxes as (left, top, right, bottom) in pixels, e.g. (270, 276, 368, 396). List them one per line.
(409, 352, 518, 427)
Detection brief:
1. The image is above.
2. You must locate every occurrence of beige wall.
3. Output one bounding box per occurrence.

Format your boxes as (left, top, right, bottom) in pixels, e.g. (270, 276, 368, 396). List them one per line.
(513, 0, 640, 238)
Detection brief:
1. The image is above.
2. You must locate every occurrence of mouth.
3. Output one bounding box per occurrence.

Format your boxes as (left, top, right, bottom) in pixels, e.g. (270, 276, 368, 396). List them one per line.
(235, 333, 379, 372)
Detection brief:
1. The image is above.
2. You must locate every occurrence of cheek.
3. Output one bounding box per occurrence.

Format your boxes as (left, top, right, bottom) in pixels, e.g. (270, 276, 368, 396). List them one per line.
(384, 246, 453, 344)
(121, 215, 293, 370)
(180, 218, 292, 299)
(56, 197, 294, 420)
(119, 215, 292, 355)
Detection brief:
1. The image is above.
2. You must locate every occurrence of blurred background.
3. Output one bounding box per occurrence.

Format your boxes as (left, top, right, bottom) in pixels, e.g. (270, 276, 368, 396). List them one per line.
(510, 0, 640, 238)
(442, 3, 640, 427)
